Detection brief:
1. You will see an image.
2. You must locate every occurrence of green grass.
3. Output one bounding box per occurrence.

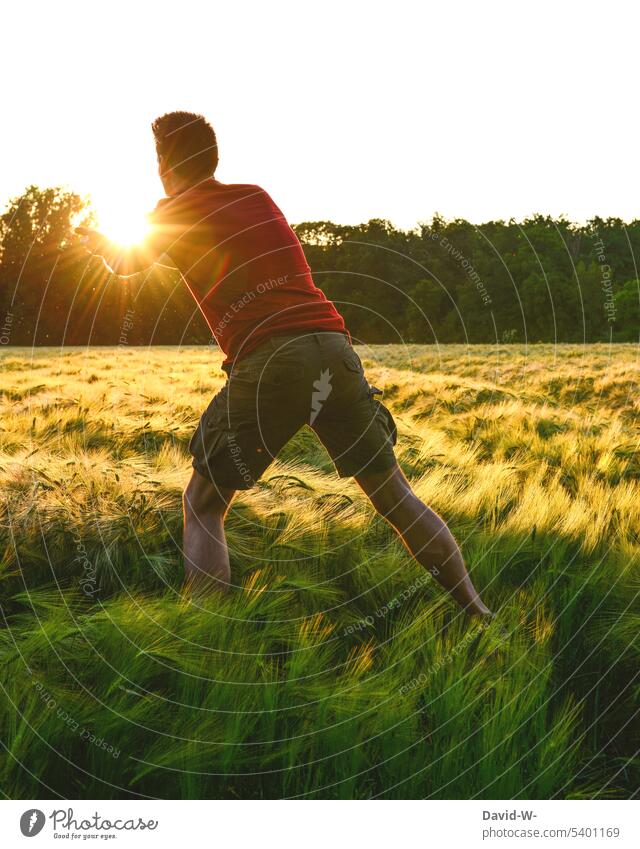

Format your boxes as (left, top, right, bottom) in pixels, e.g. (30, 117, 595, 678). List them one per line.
(0, 344, 638, 798)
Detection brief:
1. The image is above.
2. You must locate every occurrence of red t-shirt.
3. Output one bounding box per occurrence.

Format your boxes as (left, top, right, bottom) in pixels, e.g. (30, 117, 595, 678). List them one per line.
(149, 180, 347, 365)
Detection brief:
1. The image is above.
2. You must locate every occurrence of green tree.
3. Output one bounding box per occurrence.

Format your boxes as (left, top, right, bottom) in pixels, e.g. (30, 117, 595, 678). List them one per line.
(613, 280, 640, 341)
(0, 186, 93, 344)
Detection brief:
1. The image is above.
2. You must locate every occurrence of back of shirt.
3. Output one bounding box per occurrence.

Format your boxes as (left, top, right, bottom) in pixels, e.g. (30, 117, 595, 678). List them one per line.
(151, 180, 347, 365)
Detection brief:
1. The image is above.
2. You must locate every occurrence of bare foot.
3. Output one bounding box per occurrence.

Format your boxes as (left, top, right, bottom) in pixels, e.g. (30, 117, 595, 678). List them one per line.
(465, 600, 494, 619)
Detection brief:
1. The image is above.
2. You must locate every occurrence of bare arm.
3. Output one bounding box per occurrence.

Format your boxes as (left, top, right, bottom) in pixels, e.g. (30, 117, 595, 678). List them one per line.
(76, 227, 176, 277)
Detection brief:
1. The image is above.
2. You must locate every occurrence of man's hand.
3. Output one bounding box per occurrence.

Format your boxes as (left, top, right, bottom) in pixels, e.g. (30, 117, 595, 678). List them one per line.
(75, 223, 169, 277)
(75, 226, 110, 256)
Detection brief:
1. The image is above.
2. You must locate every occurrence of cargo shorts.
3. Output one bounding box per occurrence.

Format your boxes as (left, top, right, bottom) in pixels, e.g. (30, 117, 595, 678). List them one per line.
(189, 331, 398, 490)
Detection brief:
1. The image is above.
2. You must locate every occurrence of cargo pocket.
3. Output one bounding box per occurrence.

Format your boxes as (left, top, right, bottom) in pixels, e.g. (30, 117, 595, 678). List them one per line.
(368, 386, 397, 448)
(377, 401, 398, 447)
(189, 394, 230, 466)
(342, 348, 363, 373)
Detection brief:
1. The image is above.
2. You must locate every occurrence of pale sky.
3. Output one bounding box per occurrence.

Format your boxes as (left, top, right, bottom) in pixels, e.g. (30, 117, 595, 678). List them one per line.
(2, 0, 640, 239)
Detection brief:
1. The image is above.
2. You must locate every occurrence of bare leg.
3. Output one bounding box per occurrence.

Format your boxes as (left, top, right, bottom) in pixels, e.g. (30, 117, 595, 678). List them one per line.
(355, 463, 491, 616)
(182, 469, 236, 593)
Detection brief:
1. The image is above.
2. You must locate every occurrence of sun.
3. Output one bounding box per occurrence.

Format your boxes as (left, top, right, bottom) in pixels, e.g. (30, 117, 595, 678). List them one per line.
(98, 206, 152, 247)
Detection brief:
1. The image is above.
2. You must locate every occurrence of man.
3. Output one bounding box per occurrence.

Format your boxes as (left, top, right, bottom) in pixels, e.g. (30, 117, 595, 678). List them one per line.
(78, 111, 491, 617)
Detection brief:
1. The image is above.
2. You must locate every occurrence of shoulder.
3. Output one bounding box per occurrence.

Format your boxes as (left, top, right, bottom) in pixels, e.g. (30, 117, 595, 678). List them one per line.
(149, 195, 176, 224)
(226, 183, 282, 212)
(149, 191, 199, 226)
(215, 182, 271, 200)
(209, 182, 284, 218)
(214, 180, 262, 191)
(151, 182, 282, 222)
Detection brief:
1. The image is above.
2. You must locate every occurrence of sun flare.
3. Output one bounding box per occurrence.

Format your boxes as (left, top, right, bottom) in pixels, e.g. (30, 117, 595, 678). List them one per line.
(98, 207, 152, 247)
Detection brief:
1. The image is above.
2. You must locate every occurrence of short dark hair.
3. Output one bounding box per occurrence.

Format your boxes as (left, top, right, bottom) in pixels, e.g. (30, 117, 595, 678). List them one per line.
(151, 112, 218, 182)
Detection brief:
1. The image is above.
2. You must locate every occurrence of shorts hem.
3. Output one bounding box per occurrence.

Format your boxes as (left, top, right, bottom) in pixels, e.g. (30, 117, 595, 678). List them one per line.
(191, 458, 255, 491)
(334, 453, 398, 479)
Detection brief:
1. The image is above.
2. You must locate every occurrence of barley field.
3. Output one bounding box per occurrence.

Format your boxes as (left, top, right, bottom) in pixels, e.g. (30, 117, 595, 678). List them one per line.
(0, 343, 638, 799)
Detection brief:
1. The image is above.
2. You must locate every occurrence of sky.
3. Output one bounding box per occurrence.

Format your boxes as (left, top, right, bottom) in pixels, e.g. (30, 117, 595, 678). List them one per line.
(2, 0, 640, 240)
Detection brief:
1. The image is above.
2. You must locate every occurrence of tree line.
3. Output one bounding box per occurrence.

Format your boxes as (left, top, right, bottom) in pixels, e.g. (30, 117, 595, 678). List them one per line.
(1, 185, 638, 347)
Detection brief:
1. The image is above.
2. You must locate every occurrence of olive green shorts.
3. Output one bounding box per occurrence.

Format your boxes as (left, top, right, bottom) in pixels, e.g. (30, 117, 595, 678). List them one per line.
(189, 331, 398, 490)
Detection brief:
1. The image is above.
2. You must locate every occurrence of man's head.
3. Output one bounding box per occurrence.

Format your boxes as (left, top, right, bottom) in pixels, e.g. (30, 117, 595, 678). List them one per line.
(152, 112, 218, 195)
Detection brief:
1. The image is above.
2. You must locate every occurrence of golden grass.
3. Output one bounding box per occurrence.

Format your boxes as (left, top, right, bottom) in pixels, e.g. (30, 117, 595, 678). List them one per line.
(0, 343, 638, 798)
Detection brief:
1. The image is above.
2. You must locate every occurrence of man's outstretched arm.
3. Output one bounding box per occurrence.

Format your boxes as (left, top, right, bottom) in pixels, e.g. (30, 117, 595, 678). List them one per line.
(76, 226, 176, 277)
